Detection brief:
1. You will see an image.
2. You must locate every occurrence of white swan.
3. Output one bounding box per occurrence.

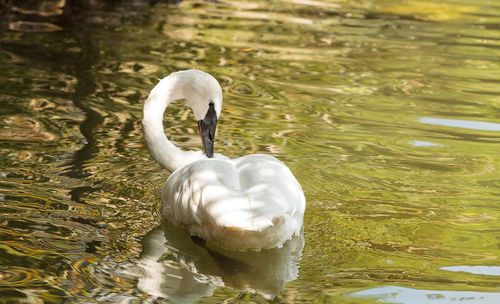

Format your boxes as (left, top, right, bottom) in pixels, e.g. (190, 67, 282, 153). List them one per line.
(142, 69, 306, 250)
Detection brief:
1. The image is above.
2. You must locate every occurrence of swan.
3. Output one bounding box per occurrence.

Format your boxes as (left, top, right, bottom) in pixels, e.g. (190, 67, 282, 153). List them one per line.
(142, 69, 306, 250)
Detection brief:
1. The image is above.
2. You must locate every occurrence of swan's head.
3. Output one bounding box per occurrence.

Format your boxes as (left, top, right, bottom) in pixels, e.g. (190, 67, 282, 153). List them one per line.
(145, 69, 223, 158)
(177, 70, 222, 158)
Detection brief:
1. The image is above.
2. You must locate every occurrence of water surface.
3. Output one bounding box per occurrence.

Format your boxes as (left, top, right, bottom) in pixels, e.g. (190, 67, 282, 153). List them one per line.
(1, 0, 499, 303)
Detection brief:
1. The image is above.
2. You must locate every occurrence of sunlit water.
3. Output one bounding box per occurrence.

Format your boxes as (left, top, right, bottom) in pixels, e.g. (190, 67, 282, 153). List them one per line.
(1, 0, 499, 303)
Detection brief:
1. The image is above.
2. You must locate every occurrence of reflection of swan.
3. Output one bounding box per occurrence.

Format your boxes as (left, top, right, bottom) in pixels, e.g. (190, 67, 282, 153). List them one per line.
(137, 223, 304, 302)
(142, 69, 306, 250)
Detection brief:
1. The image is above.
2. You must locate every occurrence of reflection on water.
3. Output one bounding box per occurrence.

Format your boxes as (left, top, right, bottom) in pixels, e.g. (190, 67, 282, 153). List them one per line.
(440, 266, 500, 276)
(1, 0, 500, 302)
(410, 140, 442, 147)
(350, 286, 500, 304)
(419, 117, 500, 131)
(134, 223, 303, 302)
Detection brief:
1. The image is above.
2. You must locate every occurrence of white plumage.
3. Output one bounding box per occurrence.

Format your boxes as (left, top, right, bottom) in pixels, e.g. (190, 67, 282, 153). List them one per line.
(142, 69, 305, 250)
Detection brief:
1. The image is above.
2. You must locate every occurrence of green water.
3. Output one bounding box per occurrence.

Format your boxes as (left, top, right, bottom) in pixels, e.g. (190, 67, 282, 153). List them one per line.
(1, 0, 500, 303)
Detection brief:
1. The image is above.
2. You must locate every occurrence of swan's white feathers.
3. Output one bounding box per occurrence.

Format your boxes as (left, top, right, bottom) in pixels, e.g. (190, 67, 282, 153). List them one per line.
(161, 154, 305, 250)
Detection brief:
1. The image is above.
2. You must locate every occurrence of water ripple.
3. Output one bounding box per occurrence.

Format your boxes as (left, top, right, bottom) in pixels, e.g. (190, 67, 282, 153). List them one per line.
(1, 0, 500, 302)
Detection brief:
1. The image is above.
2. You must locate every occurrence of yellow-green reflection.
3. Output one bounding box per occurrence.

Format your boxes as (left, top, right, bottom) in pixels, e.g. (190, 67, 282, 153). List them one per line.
(0, 0, 499, 303)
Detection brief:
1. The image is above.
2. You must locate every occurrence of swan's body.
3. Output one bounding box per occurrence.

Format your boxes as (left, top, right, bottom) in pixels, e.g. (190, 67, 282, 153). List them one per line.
(142, 69, 305, 250)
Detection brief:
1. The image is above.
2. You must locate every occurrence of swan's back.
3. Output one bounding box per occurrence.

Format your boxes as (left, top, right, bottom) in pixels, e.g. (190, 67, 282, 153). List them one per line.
(161, 154, 305, 250)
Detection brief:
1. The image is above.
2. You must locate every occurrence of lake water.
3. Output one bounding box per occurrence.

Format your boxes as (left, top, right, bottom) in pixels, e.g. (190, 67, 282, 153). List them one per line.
(1, 0, 499, 303)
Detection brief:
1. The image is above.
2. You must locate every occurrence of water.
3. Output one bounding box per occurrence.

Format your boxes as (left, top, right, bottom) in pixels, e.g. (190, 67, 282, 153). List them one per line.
(1, 0, 499, 302)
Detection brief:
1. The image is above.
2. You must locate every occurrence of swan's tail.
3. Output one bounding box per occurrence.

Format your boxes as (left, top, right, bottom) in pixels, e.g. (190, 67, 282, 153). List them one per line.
(187, 214, 302, 251)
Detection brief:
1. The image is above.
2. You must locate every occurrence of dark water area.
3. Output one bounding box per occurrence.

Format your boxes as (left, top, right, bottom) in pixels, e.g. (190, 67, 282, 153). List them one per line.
(1, 0, 500, 303)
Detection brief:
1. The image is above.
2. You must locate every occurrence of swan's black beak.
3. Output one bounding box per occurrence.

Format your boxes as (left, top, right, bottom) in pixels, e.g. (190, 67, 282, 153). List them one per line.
(198, 103, 217, 158)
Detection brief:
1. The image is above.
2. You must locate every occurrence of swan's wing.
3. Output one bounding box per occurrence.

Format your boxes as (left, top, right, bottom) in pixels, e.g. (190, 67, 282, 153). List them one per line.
(161, 159, 244, 228)
(231, 154, 305, 219)
(161, 155, 305, 250)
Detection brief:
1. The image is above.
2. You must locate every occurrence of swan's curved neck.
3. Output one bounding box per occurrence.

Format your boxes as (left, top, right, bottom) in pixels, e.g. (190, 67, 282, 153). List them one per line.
(142, 76, 204, 173)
